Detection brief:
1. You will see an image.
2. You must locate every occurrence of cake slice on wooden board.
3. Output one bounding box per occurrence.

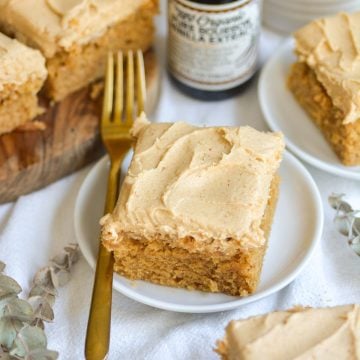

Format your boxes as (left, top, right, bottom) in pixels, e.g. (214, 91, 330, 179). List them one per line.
(0, 0, 158, 101)
(216, 304, 360, 360)
(287, 12, 360, 166)
(101, 115, 284, 297)
(0, 32, 47, 135)
(0, 50, 160, 205)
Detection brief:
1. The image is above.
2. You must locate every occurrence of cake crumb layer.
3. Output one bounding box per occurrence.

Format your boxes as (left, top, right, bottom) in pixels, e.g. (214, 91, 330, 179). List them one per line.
(0, 32, 46, 135)
(0, 86, 43, 135)
(288, 61, 360, 166)
(107, 176, 279, 296)
(0, 32, 46, 93)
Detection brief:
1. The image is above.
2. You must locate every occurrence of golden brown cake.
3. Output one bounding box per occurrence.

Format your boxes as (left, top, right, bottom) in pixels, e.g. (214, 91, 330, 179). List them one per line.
(101, 115, 284, 297)
(0, 0, 158, 101)
(0, 32, 47, 135)
(288, 12, 360, 166)
(216, 304, 360, 360)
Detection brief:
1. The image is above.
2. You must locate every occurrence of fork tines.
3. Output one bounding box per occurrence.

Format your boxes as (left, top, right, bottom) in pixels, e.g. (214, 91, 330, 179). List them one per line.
(102, 50, 146, 126)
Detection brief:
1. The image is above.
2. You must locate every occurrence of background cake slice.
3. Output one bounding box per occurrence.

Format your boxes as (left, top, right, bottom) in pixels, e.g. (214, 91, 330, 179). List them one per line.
(0, 0, 158, 101)
(101, 116, 284, 296)
(216, 304, 360, 359)
(0, 32, 47, 135)
(288, 12, 360, 166)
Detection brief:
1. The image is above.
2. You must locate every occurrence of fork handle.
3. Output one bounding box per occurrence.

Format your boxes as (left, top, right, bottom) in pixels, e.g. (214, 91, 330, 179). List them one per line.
(85, 158, 122, 360)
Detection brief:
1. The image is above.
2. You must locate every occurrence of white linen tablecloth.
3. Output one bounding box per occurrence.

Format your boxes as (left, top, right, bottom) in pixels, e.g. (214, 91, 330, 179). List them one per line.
(1, 5, 360, 359)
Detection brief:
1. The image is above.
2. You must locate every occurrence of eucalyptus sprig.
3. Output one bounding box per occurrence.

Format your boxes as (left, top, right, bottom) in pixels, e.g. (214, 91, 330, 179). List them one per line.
(0, 244, 80, 359)
(329, 193, 360, 256)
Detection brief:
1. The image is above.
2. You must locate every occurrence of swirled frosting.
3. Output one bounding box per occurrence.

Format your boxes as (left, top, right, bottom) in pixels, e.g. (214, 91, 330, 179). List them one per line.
(218, 304, 360, 360)
(0, 32, 47, 92)
(0, 0, 155, 57)
(294, 12, 360, 124)
(101, 115, 284, 252)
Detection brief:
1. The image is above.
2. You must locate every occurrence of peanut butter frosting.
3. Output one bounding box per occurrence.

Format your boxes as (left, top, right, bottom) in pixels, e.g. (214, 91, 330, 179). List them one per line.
(0, 0, 155, 57)
(101, 115, 284, 253)
(0, 32, 47, 91)
(218, 304, 360, 360)
(294, 12, 360, 124)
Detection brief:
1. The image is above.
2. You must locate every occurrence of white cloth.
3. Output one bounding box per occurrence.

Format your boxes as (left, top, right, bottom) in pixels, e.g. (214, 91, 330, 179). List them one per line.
(1, 4, 360, 359)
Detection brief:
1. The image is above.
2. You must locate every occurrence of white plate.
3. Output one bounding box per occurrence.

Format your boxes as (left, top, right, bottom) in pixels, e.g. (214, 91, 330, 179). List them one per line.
(75, 150, 323, 313)
(259, 39, 360, 180)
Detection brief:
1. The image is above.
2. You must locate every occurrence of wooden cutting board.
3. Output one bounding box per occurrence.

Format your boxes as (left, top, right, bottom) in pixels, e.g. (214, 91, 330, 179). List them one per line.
(0, 50, 160, 204)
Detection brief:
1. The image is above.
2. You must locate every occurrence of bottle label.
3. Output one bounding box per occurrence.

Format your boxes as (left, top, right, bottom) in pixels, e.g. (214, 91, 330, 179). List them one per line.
(168, 0, 261, 91)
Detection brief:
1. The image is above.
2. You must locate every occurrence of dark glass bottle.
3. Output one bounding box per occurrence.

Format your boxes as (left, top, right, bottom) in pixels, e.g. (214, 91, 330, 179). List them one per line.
(167, 0, 261, 101)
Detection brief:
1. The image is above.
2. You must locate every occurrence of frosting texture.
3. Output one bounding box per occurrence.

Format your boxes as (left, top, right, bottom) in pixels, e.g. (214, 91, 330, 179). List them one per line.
(0, 0, 154, 57)
(220, 304, 360, 360)
(294, 12, 360, 124)
(0, 32, 47, 91)
(101, 115, 284, 252)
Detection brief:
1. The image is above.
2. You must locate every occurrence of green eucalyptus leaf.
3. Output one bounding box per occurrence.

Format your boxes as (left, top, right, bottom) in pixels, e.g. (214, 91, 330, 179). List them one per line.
(353, 217, 360, 237)
(338, 201, 353, 214)
(0, 275, 22, 298)
(25, 349, 58, 360)
(0, 352, 17, 360)
(330, 194, 360, 257)
(28, 286, 44, 299)
(351, 235, 360, 245)
(350, 242, 360, 256)
(51, 245, 80, 271)
(10, 325, 47, 357)
(328, 193, 352, 211)
(53, 270, 70, 287)
(1, 298, 34, 323)
(27, 296, 54, 323)
(50, 253, 68, 271)
(0, 295, 18, 313)
(49, 269, 59, 290)
(0, 317, 23, 350)
(28, 287, 55, 307)
(64, 244, 80, 266)
(329, 193, 353, 215)
(0, 244, 81, 360)
(328, 193, 343, 209)
(31, 318, 45, 330)
(69, 246, 80, 260)
(32, 269, 57, 296)
(334, 215, 350, 237)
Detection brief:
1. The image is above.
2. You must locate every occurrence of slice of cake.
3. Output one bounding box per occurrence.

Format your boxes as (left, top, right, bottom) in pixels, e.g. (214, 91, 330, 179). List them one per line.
(0, 32, 47, 135)
(216, 304, 360, 359)
(0, 0, 158, 101)
(288, 12, 360, 166)
(101, 115, 284, 296)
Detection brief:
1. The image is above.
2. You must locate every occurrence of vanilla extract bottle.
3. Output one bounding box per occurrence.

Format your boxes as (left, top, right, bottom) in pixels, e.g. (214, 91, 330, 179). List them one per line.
(167, 0, 262, 100)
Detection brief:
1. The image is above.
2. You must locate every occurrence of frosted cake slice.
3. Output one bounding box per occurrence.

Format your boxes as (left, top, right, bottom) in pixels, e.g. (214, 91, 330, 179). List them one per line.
(288, 12, 360, 166)
(0, 0, 158, 101)
(216, 304, 360, 359)
(101, 116, 284, 296)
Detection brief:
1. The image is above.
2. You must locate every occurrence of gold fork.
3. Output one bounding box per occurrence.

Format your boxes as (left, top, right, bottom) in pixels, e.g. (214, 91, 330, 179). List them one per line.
(85, 50, 146, 360)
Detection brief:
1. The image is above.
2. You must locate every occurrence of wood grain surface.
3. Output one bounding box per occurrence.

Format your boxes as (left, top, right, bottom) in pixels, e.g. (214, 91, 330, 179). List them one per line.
(0, 50, 160, 204)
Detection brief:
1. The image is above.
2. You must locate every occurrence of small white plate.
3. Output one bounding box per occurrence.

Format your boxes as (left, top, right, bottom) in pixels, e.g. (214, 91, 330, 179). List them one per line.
(258, 38, 360, 180)
(75, 150, 323, 313)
